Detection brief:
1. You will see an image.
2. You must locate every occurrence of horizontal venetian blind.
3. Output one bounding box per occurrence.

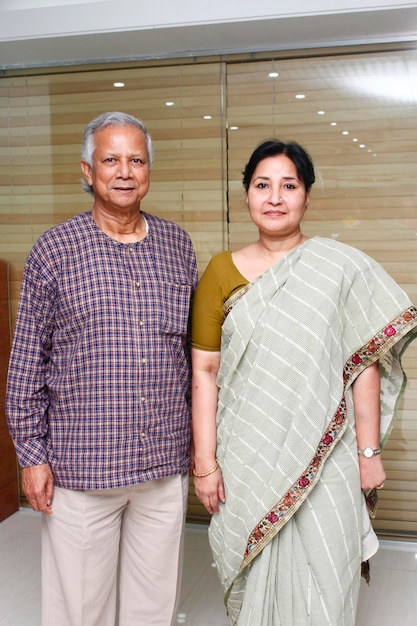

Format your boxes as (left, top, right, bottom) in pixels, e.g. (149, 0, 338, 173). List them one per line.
(0, 62, 227, 320)
(1, 48, 416, 533)
(0, 61, 227, 520)
(226, 49, 417, 537)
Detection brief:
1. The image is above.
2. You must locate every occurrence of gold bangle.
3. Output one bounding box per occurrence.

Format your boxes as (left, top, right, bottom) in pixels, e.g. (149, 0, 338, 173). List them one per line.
(193, 461, 219, 478)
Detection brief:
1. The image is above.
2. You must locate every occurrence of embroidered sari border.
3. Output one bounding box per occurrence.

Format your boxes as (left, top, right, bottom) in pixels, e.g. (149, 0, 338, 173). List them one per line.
(223, 276, 262, 319)
(239, 306, 417, 573)
(343, 306, 417, 387)
(239, 398, 348, 571)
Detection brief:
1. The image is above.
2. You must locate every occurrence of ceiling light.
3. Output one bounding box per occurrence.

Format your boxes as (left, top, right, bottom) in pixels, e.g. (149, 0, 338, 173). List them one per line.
(229, 126, 239, 130)
(342, 131, 349, 135)
(268, 72, 279, 78)
(295, 94, 306, 99)
(203, 115, 212, 120)
(113, 82, 125, 88)
(165, 101, 174, 107)
(331, 122, 337, 126)
(317, 110, 325, 115)
(359, 144, 366, 148)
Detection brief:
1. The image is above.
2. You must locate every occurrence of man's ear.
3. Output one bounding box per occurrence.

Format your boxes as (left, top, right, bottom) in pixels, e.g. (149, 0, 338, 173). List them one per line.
(80, 160, 93, 185)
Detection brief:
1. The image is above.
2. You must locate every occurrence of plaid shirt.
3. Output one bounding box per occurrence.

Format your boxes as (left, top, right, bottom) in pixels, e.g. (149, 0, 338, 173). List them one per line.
(6, 211, 198, 490)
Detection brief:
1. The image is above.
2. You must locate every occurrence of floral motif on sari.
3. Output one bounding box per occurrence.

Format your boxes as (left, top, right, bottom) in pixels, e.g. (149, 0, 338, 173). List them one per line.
(344, 307, 417, 383)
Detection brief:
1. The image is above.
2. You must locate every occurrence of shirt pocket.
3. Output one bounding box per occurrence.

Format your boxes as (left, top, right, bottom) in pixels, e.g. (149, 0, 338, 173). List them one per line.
(158, 281, 193, 335)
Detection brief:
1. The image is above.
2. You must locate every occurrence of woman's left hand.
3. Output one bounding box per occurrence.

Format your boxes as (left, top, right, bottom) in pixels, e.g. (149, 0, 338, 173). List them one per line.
(359, 455, 386, 491)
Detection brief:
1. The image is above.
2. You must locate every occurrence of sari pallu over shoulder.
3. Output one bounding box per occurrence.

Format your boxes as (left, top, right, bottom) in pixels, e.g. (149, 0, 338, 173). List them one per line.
(209, 237, 417, 624)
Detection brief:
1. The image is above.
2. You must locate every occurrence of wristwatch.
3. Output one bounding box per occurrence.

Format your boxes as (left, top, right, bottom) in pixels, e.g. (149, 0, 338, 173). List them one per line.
(357, 447, 381, 458)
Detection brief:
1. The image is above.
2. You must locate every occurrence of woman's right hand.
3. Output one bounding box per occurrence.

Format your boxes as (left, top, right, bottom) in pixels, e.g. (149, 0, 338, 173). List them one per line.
(194, 467, 226, 514)
(191, 348, 224, 514)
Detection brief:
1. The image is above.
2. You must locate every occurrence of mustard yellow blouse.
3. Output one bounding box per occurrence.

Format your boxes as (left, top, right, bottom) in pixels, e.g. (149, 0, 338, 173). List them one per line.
(191, 251, 249, 351)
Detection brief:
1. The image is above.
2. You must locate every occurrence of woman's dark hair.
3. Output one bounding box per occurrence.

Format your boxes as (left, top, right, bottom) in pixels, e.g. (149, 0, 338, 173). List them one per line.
(242, 139, 315, 192)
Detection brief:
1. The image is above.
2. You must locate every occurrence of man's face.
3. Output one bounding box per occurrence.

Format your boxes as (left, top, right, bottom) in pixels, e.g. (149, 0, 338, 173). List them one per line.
(81, 125, 150, 213)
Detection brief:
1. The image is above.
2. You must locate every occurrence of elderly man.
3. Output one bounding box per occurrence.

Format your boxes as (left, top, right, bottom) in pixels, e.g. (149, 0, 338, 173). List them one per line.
(6, 112, 198, 626)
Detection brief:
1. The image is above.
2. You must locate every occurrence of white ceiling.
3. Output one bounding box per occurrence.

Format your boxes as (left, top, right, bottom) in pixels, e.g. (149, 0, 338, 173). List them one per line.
(1, 6, 417, 69)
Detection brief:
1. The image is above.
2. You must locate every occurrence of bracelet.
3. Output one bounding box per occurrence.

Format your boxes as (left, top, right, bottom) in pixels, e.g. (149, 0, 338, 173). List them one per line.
(193, 461, 219, 477)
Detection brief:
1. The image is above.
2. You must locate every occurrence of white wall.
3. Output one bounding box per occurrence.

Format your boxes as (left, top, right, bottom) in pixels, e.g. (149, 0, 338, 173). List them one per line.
(0, 0, 416, 68)
(1, 0, 416, 38)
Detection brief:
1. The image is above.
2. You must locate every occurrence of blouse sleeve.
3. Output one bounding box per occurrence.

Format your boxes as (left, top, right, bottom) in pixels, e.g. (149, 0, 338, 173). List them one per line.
(191, 251, 248, 351)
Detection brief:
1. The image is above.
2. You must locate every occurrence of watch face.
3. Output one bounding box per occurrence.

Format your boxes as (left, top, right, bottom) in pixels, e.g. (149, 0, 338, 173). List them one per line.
(363, 447, 373, 458)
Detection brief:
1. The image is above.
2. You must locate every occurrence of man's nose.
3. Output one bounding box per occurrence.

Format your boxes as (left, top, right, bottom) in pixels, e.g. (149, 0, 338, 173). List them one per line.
(117, 159, 132, 177)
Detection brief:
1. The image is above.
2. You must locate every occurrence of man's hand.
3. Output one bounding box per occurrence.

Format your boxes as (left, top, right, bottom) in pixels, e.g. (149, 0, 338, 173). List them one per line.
(21, 464, 54, 514)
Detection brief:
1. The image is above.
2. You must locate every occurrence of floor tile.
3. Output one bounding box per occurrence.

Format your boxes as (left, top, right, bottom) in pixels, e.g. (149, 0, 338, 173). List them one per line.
(2, 510, 417, 625)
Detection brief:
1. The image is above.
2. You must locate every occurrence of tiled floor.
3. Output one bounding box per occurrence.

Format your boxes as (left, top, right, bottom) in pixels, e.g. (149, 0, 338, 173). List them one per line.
(1, 508, 416, 625)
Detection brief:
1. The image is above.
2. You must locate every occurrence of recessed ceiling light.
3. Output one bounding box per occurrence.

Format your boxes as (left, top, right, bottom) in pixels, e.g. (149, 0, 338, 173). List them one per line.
(113, 82, 125, 88)
(342, 131, 349, 135)
(317, 110, 325, 115)
(165, 101, 174, 107)
(359, 144, 366, 148)
(269, 72, 279, 78)
(331, 122, 337, 126)
(203, 115, 212, 120)
(353, 138, 358, 142)
(229, 126, 239, 130)
(295, 94, 306, 99)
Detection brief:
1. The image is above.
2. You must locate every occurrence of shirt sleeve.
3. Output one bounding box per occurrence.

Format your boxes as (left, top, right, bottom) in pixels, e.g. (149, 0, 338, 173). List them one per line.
(6, 246, 56, 467)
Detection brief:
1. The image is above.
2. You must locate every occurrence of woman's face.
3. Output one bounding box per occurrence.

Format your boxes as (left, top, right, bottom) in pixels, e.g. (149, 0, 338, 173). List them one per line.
(246, 154, 310, 238)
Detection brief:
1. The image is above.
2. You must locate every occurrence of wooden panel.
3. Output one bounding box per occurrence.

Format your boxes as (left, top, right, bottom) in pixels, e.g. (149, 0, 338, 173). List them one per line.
(0, 261, 19, 522)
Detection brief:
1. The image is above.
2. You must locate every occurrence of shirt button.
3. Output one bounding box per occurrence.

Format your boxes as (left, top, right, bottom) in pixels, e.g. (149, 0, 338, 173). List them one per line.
(141, 396, 146, 403)
(139, 320, 144, 326)
(135, 281, 140, 288)
(141, 358, 146, 364)
(140, 431, 146, 438)
(129, 248, 134, 254)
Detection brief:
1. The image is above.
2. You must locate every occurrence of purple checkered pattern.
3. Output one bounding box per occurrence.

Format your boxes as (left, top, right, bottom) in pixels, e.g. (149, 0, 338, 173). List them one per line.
(6, 211, 198, 489)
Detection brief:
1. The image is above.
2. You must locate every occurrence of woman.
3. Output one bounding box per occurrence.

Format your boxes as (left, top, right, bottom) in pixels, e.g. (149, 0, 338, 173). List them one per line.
(191, 139, 417, 625)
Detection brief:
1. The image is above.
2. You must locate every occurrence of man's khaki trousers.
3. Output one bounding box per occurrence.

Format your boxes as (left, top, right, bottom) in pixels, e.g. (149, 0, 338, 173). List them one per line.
(42, 474, 188, 626)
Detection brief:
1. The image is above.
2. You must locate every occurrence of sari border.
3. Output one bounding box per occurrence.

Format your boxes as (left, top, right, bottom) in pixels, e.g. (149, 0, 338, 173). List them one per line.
(239, 305, 417, 573)
(223, 275, 264, 319)
(343, 306, 417, 387)
(239, 397, 348, 571)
